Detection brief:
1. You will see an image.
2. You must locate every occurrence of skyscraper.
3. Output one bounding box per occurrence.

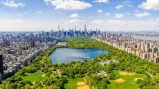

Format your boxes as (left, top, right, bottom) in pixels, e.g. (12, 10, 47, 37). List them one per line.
(31, 40, 35, 47)
(0, 55, 3, 75)
(84, 24, 87, 36)
(58, 25, 60, 31)
(75, 26, 76, 31)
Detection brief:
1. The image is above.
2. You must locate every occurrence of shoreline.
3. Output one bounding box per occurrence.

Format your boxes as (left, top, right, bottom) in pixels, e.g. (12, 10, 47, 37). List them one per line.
(50, 47, 108, 64)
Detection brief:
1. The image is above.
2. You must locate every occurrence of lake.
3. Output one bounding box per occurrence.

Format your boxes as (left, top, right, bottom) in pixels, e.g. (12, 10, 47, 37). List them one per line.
(50, 48, 108, 64)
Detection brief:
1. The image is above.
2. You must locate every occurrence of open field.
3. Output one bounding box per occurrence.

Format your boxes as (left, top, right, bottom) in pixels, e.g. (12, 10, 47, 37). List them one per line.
(134, 78, 144, 81)
(77, 82, 86, 86)
(22, 71, 46, 82)
(120, 72, 135, 76)
(77, 82, 90, 89)
(64, 78, 90, 89)
(64, 78, 84, 89)
(115, 78, 125, 83)
(77, 85, 90, 89)
(108, 71, 146, 89)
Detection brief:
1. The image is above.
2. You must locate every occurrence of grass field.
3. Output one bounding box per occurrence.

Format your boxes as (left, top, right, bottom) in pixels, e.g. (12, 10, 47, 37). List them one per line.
(107, 71, 146, 89)
(22, 70, 46, 82)
(64, 78, 85, 89)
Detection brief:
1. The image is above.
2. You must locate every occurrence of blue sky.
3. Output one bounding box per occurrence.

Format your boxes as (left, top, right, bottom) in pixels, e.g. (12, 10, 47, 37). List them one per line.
(0, 0, 159, 31)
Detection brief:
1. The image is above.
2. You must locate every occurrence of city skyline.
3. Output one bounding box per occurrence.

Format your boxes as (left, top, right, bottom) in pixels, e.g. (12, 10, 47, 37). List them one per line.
(0, 0, 159, 31)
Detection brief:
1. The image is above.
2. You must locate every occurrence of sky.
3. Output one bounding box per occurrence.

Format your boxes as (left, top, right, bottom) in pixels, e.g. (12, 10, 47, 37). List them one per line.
(0, 0, 159, 31)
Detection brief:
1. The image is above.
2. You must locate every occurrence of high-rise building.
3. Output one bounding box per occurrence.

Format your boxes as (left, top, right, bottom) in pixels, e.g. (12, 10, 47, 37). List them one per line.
(84, 24, 87, 36)
(145, 43, 150, 51)
(121, 43, 126, 51)
(0, 55, 3, 75)
(75, 26, 76, 31)
(152, 47, 158, 53)
(58, 25, 60, 31)
(0, 74, 2, 82)
(31, 40, 35, 47)
(154, 56, 159, 63)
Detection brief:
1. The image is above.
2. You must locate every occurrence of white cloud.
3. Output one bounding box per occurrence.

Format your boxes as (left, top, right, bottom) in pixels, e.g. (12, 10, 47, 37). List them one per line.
(70, 14, 79, 18)
(7, 19, 24, 23)
(134, 12, 150, 17)
(16, 11, 43, 17)
(93, 0, 108, 3)
(156, 18, 159, 21)
(123, 0, 131, 5)
(123, 0, 133, 8)
(106, 19, 123, 24)
(115, 14, 124, 18)
(1, 18, 159, 31)
(44, 0, 92, 10)
(116, 5, 123, 9)
(87, 19, 159, 31)
(91, 20, 104, 25)
(69, 19, 85, 24)
(139, 0, 159, 10)
(1, 0, 25, 8)
(97, 9, 103, 13)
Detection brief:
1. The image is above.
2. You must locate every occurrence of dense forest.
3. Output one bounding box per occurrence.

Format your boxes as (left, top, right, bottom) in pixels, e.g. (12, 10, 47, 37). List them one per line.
(0, 38, 159, 89)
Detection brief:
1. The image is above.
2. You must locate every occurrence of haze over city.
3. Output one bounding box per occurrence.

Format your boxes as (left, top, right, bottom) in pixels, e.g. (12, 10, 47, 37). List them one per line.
(0, 0, 159, 31)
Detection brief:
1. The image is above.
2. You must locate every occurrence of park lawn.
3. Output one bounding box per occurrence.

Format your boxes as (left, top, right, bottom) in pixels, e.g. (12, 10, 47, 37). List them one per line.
(107, 71, 146, 89)
(64, 78, 85, 89)
(22, 70, 46, 82)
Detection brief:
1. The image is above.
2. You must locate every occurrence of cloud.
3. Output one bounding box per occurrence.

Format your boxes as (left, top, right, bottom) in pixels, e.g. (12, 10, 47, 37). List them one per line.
(123, 0, 133, 8)
(88, 19, 159, 31)
(93, 0, 108, 3)
(139, 0, 159, 10)
(1, 0, 25, 8)
(123, 0, 131, 4)
(91, 20, 104, 25)
(106, 19, 123, 24)
(1, 18, 159, 31)
(156, 18, 159, 21)
(116, 5, 123, 9)
(115, 14, 124, 18)
(7, 19, 24, 23)
(44, 0, 92, 10)
(134, 12, 150, 17)
(70, 14, 79, 18)
(16, 11, 43, 17)
(97, 9, 103, 13)
(69, 19, 85, 24)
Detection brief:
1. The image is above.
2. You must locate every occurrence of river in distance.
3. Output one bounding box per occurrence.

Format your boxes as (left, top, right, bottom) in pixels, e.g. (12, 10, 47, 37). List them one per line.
(50, 48, 108, 64)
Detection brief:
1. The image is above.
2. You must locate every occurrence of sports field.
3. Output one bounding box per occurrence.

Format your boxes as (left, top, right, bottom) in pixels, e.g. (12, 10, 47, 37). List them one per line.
(64, 78, 90, 89)
(22, 70, 46, 82)
(108, 71, 146, 89)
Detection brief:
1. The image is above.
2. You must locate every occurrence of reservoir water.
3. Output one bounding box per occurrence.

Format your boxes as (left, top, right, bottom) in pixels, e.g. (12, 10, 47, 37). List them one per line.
(50, 48, 108, 64)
